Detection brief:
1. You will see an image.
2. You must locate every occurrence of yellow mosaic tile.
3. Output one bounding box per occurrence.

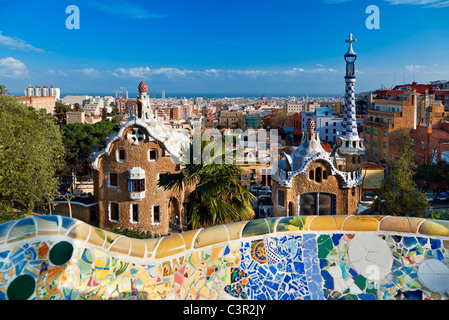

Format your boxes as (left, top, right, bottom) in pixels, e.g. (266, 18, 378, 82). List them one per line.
(88, 228, 107, 247)
(308, 216, 338, 231)
(108, 236, 131, 255)
(155, 234, 185, 259)
(143, 238, 161, 258)
(418, 219, 449, 237)
(36, 216, 60, 236)
(301, 216, 316, 231)
(129, 239, 147, 258)
(194, 225, 229, 249)
(67, 223, 91, 241)
(225, 221, 248, 240)
(103, 230, 121, 248)
(180, 230, 200, 250)
(379, 216, 412, 233)
(408, 217, 425, 233)
(333, 215, 349, 230)
(342, 215, 382, 231)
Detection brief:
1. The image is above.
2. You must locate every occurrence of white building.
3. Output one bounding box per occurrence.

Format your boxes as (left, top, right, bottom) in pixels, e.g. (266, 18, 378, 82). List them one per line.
(25, 85, 60, 100)
(61, 95, 92, 107)
(301, 107, 363, 143)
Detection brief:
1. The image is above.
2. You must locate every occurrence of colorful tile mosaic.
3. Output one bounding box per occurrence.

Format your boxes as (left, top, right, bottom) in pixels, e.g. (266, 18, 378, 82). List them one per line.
(0, 215, 449, 300)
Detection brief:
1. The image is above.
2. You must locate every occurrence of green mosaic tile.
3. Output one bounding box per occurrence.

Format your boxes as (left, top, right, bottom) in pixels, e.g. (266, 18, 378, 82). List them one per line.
(275, 216, 304, 233)
(241, 220, 270, 237)
(49, 241, 74, 266)
(7, 274, 35, 300)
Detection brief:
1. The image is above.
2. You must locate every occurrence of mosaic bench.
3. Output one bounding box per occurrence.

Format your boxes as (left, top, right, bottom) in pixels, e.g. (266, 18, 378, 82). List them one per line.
(0, 215, 448, 300)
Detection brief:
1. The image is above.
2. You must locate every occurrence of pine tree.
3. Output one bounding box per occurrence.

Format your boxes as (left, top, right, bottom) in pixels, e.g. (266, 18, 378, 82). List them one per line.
(378, 135, 429, 217)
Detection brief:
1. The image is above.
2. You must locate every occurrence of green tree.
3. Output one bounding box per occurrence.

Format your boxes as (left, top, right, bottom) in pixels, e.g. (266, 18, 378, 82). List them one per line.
(0, 85, 9, 95)
(158, 127, 255, 229)
(54, 103, 73, 127)
(0, 96, 65, 219)
(377, 135, 429, 217)
(61, 121, 119, 176)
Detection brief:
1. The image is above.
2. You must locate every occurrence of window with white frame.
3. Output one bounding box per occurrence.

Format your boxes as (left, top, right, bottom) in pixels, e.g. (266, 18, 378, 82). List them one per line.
(130, 203, 139, 223)
(152, 205, 161, 224)
(109, 202, 119, 222)
(117, 149, 126, 162)
(108, 172, 119, 188)
(149, 149, 158, 161)
(277, 189, 285, 208)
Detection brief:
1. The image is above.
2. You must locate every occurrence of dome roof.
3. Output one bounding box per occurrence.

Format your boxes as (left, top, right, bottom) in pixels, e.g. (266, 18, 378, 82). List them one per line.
(138, 81, 148, 93)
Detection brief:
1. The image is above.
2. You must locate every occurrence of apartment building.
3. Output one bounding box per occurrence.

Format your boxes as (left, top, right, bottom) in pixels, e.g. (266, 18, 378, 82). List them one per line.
(17, 96, 56, 114)
(364, 85, 449, 162)
(410, 120, 449, 166)
(219, 111, 244, 129)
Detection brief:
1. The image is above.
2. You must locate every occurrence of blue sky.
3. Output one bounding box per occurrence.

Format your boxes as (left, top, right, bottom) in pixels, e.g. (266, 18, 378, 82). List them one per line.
(1, 0, 449, 96)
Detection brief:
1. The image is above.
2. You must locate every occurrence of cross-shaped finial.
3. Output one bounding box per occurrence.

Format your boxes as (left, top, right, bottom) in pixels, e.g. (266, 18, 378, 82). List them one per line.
(127, 127, 146, 146)
(346, 33, 356, 44)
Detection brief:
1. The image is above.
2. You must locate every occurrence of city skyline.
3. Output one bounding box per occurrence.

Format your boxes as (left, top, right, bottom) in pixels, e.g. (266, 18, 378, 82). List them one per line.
(1, 0, 449, 96)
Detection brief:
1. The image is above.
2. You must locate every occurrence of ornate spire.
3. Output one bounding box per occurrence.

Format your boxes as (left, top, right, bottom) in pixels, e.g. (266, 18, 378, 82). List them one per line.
(335, 34, 365, 156)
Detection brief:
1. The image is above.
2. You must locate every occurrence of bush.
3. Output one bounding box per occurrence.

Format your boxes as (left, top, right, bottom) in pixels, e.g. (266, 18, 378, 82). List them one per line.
(106, 226, 152, 239)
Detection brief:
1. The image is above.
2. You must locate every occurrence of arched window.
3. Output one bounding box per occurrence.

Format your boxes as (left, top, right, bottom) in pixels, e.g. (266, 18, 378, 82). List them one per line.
(315, 167, 322, 183)
(309, 170, 314, 180)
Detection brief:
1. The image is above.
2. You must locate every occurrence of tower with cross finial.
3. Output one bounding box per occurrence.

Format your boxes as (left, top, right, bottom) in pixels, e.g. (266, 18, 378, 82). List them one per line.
(332, 33, 365, 186)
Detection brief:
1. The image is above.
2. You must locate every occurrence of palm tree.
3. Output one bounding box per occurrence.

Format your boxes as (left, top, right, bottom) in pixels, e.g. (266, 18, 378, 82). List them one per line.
(158, 125, 255, 229)
(0, 85, 9, 95)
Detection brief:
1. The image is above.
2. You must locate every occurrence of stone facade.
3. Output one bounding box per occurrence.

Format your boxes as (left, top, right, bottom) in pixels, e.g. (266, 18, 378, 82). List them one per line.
(272, 160, 361, 217)
(93, 126, 190, 235)
(90, 81, 192, 236)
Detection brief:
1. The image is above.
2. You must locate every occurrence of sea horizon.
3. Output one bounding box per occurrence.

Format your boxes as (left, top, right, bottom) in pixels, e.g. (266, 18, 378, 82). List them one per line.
(12, 92, 344, 99)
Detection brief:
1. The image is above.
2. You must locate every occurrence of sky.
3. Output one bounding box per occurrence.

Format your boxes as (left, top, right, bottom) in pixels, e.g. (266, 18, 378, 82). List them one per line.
(0, 0, 449, 96)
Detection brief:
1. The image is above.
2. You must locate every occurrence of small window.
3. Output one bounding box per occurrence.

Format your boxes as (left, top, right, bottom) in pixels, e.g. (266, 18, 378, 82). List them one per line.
(109, 202, 119, 222)
(309, 170, 314, 180)
(130, 203, 139, 223)
(383, 142, 387, 148)
(153, 205, 161, 224)
(323, 170, 328, 180)
(117, 149, 126, 162)
(373, 129, 378, 136)
(108, 173, 118, 188)
(277, 190, 285, 208)
(149, 149, 158, 161)
(421, 141, 425, 148)
(383, 130, 387, 137)
(315, 167, 322, 183)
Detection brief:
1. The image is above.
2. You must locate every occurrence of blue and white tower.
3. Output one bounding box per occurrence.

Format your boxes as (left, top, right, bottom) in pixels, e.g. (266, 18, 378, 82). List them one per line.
(335, 34, 365, 158)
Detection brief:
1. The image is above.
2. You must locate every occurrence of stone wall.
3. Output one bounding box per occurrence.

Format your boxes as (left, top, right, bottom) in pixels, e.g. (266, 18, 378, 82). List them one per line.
(1, 215, 448, 300)
(94, 125, 189, 236)
(273, 160, 360, 216)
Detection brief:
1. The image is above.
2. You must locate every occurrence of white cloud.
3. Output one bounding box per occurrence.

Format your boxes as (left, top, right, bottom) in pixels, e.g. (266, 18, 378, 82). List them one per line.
(48, 69, 68, 77)
(382, 0, 449, 6)
(0, 31, 45, 53)
(73, 68, 102, 77)
(110, 65, 339, 80)
(112, 67, 194, 78)
(405, 64, 425, 72)
(0, 57, 29, 78)
(88, 0, 165, 19)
